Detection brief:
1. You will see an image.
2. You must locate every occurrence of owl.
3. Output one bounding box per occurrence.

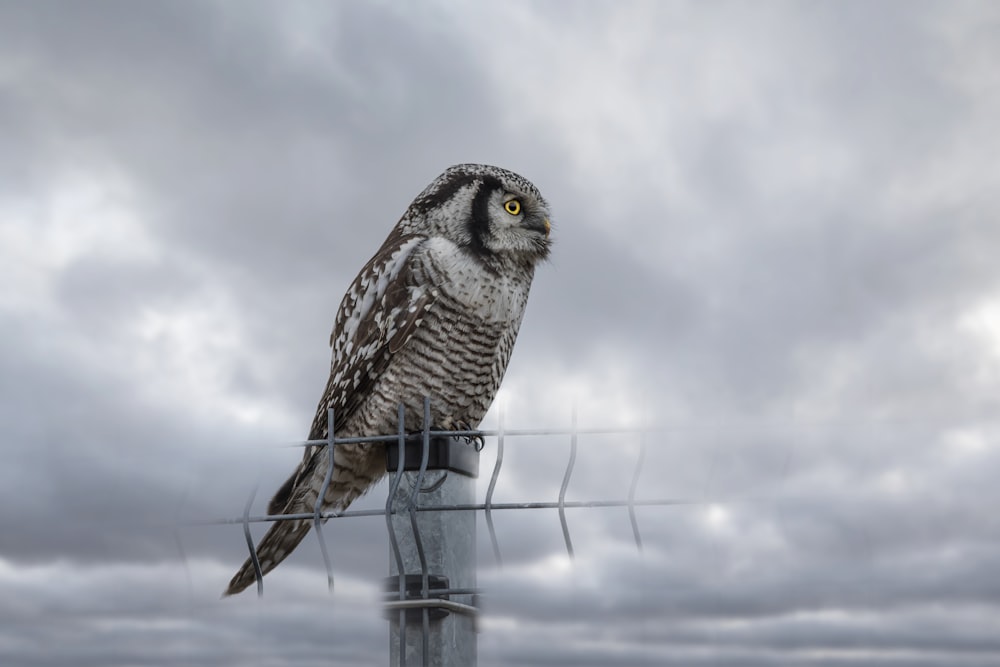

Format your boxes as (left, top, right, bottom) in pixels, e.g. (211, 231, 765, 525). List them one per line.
(224, 164, 552, 595)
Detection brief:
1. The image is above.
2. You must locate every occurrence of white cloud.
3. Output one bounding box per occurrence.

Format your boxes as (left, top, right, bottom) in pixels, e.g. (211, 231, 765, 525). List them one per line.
(959, 298, 1000, 368)
(0, 168, 154, 313)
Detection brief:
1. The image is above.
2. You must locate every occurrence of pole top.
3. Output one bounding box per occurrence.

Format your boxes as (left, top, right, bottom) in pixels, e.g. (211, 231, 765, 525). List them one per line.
(385, 436, 480, 478)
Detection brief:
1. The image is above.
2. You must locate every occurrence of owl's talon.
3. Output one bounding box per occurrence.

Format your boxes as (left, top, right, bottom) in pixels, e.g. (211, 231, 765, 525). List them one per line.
(455, 421, 485, 450)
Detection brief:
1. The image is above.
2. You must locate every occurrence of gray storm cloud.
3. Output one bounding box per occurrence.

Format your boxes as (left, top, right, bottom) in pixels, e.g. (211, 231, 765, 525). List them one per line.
(2, 2, 999, 666)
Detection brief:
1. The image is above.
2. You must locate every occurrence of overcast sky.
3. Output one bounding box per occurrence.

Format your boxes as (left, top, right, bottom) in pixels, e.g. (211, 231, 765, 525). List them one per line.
(3, 1, 1000, 665)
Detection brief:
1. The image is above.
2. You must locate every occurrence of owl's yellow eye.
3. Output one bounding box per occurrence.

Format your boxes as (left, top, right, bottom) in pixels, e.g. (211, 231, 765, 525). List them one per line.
(504, 199, 522, 216)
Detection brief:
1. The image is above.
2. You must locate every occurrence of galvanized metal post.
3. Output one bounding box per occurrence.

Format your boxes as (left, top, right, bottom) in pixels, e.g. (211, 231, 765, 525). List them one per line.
(386, 438, 479, 667)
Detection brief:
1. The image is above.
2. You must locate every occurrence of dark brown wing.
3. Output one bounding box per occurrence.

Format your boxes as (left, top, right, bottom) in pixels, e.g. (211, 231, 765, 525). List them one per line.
(267, 229, 436, 516)
(308, 227, 436, 440)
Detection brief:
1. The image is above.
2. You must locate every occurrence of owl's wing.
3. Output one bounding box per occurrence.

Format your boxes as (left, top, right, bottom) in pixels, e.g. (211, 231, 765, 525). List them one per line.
(264, 229, 435, 517)
(307, 227, 436, 440)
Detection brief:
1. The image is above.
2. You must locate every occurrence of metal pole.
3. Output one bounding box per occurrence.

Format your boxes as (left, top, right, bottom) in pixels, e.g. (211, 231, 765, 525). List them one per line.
(387, 443, 478, 666)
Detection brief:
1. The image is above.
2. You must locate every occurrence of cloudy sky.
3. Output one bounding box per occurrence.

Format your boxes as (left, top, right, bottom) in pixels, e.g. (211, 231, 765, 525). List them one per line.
(3, 1, 1000, 665)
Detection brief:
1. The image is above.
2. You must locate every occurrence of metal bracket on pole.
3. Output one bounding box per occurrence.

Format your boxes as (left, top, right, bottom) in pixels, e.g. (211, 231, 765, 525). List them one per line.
(385, 436, 480, 478)
(382, 574, 451, 621)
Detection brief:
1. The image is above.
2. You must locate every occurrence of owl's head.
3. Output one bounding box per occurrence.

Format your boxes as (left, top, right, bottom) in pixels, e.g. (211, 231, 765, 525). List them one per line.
(406, 164, 552, 267)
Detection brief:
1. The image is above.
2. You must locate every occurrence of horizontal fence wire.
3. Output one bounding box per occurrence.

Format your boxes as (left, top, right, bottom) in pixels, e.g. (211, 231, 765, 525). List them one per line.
(203, 413, 688, 569)
(207, 497, 700, 525)
(203, 436, 685, 557)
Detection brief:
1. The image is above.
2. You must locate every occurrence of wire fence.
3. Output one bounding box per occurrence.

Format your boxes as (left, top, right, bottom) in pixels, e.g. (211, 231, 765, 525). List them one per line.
(205, 398, 691, 666)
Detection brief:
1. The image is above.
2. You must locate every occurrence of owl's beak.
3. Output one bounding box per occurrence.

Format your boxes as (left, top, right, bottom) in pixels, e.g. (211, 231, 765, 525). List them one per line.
(525, 216, 551, 238)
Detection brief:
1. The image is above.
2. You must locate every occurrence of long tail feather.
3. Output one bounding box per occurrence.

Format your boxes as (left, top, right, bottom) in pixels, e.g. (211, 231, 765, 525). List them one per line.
(223, 517, 313, 596)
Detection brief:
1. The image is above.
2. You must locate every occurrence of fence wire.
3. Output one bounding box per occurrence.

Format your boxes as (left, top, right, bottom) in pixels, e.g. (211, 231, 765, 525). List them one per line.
(204, 399, 690, 667)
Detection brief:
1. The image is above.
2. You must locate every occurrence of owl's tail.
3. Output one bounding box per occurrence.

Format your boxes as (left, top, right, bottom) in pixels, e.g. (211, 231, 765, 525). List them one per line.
(223, 443, 382, 596)
(223, 443, 385, 597)
(222, 514, 314, 597)
(223, 456, 322, 597)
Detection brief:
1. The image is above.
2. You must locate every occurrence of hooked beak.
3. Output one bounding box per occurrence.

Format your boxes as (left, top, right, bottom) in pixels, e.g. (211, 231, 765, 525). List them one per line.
(526, 217, 551, 238)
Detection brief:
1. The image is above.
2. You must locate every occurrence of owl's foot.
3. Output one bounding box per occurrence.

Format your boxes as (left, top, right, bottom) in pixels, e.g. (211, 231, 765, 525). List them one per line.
(452, 420, 485, 451)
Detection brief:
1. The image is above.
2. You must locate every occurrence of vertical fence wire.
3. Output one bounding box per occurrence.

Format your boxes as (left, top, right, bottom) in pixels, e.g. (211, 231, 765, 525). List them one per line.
(558, 404, 577, 559)
(628, 425, 646, 552)
(407, 398, 433, 666)
(485, 401, 505, 567)
(240, 484, 264, 597)
(386, 403, 408, 667)
(313, 407, 337, 592)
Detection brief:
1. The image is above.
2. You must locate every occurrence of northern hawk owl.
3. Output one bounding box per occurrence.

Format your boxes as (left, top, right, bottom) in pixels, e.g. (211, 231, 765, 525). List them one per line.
(224, 164, 551, 595)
